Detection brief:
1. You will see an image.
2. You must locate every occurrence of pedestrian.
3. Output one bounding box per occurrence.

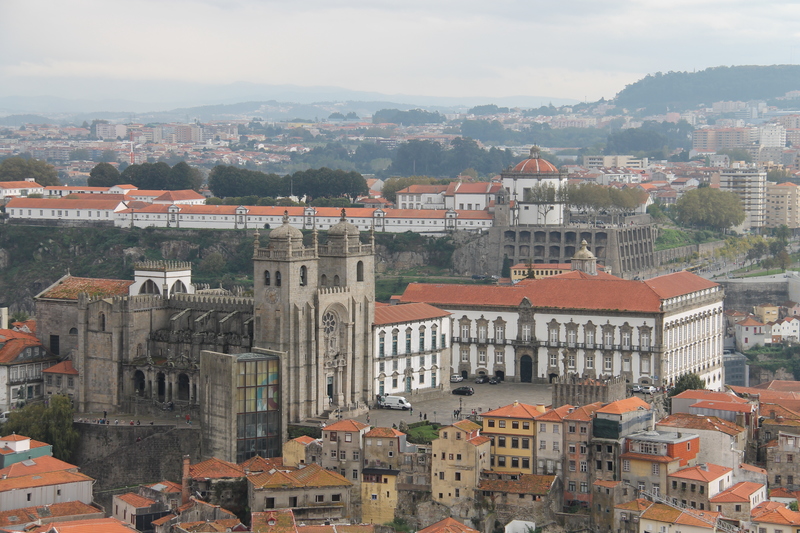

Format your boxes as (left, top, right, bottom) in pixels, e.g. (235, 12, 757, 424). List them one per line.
(423, 413, 427, 420)
(149, 421, 154, 426)
(130, 420, 134, 426)
(366, 414, 370, 424)
(186, 413, 191, 424)
(328, 396, 333, 406)
(136, 436, 141, 443)
(115, 419, 119, 425)
(419, 412, 422, 420)
(103, 410, 107, 419)
(136, 420, 140, 426)
(410, 406, 413, 415)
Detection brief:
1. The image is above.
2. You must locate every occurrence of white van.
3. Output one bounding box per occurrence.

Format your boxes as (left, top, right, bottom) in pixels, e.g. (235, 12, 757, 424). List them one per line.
(379, 395, 412, 410)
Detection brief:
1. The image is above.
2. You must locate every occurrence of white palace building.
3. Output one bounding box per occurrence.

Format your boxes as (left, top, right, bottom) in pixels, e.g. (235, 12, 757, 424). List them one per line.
(400, 242, 725, 390)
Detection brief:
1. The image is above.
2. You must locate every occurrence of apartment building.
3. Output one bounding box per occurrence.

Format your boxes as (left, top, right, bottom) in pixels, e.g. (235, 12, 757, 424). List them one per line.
(718, 167, 766, 232)
(766, 182, 800, 228)
(321, 420, 370, 484)
(482, 401, 544, 475)
(431, 419, 491, 507)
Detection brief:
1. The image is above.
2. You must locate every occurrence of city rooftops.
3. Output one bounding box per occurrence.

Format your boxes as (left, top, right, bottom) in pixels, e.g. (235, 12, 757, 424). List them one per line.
(626, 429, 698, 444)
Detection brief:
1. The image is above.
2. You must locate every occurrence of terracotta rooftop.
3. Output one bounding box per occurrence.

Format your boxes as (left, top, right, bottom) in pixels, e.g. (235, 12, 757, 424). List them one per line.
(751, 500, 800, 525)
(615, 498, 653, 512)
(146, 480, 183, 493)
(365, 427, 405, 438)
(324, 419, 369, 432)
(478, 474, 556, 495)
(153, 189, 206, 202)
(0, 455, 77, 478)
(289, 435, 317, 445)
(709, 481, 765, 503)
(37, 275, 133, 300)
(418, 517, 480, 533)
(42, 359, 79, 375)
(452, 419, 481, 432)
(563, 402, 604, 421)
(251, 509, 297, 533)
(0, 500, 100, 528)
(0, 181, 43, 189)
(690, 400, 754, 413)
(668, 463, 731, 482)
(116, 492, 156, 508)
(483, 401, 546, 419)
(25, 517, 139, 532)
(249, 463, 352, 490)
(0, 329, 47, 364)
(754, 379, 800, 392)
(596, 396, 651, 415)
(299, 526, 375, 533)
(174, 518, 245, 532)
(656, 413, 745, 436)
(374, 302, 451, 326)
(0, 470, 94, 492)
(189, 457, 244, 479)
(641, 503, 720, 529)
(240, 455, 284, 474)
(672, 390, 748, 403)
(535, 404, 575, 422)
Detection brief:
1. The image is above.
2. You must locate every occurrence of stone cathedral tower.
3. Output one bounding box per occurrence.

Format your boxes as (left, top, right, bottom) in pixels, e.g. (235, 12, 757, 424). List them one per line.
(253, 210, 375, 426)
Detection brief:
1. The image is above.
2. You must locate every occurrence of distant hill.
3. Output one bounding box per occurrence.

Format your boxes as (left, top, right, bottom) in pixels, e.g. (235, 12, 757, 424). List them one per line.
(614, 65, 800, 113)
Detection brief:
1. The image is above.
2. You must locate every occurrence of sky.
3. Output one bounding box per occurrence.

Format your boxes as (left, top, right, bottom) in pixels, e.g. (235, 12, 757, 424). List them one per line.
(1, 0, 799, 107)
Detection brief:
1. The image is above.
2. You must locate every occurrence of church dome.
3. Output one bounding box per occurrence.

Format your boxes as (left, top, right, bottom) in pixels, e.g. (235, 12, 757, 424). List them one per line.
(269, 211, 303, 242)
(328, 209, 360, 237)
(572, 240, 596, 260)
(510, 146, 559, 174)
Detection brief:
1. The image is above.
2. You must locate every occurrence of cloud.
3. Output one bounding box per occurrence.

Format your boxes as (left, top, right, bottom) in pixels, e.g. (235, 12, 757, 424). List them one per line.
(1, 0, 798, 102)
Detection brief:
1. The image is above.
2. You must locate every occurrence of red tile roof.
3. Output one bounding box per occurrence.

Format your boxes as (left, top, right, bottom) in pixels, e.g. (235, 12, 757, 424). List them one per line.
(563, 402, 604, 421)
(174, 518, 244, 532)
(324, 419, 369, 432)
(374, 302, 451, 326)
(251, 509, 297, 533)
(596, 396, 651, 415)
(189, 457, 244, 479)
(709, 481, 764, 503)
(0, 329, 46, 364)
(418, 517, 479, 533)
(668, 463, 731, 482)
(153, 190, 206, 202)
(0, 181, 43, 189)
(656, 413, 745, 436)
(615, 498, 653, 512)
(452, 419, 481, 432)
(25, 517, 139, 533)
(115, 492, 156, 508)
(0, 470, 94, 493)
(690, 400, 754, 413)
(672, 390, 748, 403)
(42, 359, 79, 375)
(400, 271, 716, 313)
(6, 198, 125, 211)
(290, 435, 317, 445)
(751, 500, 800, 525)
(146, 480, 182, 493)
(364, 427, 405, 438)
(483, 401, 546, 419)
(478, 474, 556, 495)
(0, 455, 77, 478)
(249, 463, 352, 490)
(0, 501, 100, 528)
(38, 275, 133, 300)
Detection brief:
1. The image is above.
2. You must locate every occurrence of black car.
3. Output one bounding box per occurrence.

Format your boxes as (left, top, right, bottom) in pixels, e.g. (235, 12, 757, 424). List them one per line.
(488, 377, 500, 385)
(475, 375, 490, 384)
(452, 386, 474, 396)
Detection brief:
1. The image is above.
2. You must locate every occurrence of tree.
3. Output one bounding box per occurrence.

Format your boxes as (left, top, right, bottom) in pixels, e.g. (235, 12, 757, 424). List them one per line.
(69, 149, 91, 161)
(0, 156, 60, 185)
(717, 148, 752, 164)
(501, 255, 511, 278)
(4, 395, 79, 461)
(87, 162, 121, 187)
(167, 162, 203, 191)
(381, 176, 442, 204)
(199, 252, 226, 275)
(746, 239, 768, 264)
(776, 249, 792, 271)
(668, 373, 705, 397)
(100, 150, 118, 163)
(674, 187, 745, 231)
(773, 224, 792, 245)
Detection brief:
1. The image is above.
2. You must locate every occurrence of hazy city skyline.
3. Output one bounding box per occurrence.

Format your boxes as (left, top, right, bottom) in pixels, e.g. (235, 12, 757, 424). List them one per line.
(1, 0, 799, 108)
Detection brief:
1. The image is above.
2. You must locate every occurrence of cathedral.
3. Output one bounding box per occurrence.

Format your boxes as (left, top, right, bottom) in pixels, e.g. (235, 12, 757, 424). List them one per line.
(35, 211, 376, 459)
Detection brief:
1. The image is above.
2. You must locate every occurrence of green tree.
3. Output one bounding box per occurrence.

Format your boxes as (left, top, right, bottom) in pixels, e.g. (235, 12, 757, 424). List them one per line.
(381, 176, 442, 204)
(668, 373, 705, 397)
(167, 162, 203, 191)
(674, 187, 745, 231)
(0, 157, 60, 185)
(87, 162, 121, 187)
(501, 255, 511, 278)
(199, 252, 226, 275)
(717, 148, 752, 164)
(4, 395, 79, 461)
(746, 239, 769, 264)
(100, 150, 118, 163)
(773, 224, 792, 245)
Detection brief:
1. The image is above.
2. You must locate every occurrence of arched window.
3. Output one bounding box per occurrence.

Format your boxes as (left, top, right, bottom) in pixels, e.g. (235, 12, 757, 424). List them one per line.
(264, 271, 271, 286)
(321, 274, 328, 286)
(275, 271, 282, 287)
(333, 275, 340, 286)
(357, 261, 364, 282)
(99, 313, 106, 332)
(172, 280, 188, 294)
(300, 265, 307, 286)
(69, 327, 78, 335)
(139, 279, 160, 294)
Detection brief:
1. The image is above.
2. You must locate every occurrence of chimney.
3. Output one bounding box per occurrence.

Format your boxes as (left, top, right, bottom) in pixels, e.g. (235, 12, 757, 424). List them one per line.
(0, 307, 7, 330)
(182, 455, 191, 505)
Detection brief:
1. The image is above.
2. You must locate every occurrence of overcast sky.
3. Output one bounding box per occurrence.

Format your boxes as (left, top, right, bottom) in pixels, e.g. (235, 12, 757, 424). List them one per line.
(2, 0, 799, 105)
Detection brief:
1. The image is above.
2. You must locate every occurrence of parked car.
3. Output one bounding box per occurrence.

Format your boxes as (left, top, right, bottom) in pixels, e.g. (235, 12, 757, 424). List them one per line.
(631, 384, 643, 393)
(452, 386, 474, 396)
(450, 374, 464, 383)
(475, 375, 490, 384)
(489, 377, 500, 385)
(378, 395, 412, 410)
(643, 386, 657, 394)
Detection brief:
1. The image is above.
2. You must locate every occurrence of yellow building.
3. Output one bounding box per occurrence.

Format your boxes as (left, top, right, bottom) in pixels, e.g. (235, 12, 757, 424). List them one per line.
(639, 502, 722, 533)
(510, 262, 603, 281)
(431, 419, 491, 507)
(754, 303, 779, 324)
(361, 468, 398, 525)
(482, 401, 545, 474)
(282, 435, 322, 468)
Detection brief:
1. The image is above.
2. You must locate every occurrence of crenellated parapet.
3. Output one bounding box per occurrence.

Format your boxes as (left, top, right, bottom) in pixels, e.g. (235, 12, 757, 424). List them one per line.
(134, 260, 193, 272)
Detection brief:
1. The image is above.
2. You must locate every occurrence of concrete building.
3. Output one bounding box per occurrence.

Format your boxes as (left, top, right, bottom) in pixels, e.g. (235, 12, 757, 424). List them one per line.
(0, 328, 57, 412)
(0, 434, 53, 468)
(482, 401, 544, 475)
(722, 352, 749, 387)
(619, 430, 700, 497)
(401, 247, 725, 390)
(583, 155, 649, 169)
(372, 302, 452, 398)
(591, 397, 653, 485)
(668, 463, 733, 511)
(765, 432, 800, 491)
(766, 182, 800, 228)
(708, 481, 767, 524)
(562, 402, 603, 510)
(656, 413, 747, 471)
(396, 185, 447, 210)
(534, 404, 573, 476)
(718, 167, 767, 232)
(431, 419, 491, 507)
(321, 419, 370, 484)
(282, 436, 322, 467)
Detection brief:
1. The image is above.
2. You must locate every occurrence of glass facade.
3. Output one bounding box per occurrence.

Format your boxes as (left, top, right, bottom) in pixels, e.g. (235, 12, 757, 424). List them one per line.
(236, 355, 281, 462)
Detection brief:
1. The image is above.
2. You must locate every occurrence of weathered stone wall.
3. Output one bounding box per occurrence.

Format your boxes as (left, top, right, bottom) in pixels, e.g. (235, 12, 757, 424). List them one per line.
(395, 489, 437, 529)
(73, 422, 202, 500)
(719, 280, 789, 313)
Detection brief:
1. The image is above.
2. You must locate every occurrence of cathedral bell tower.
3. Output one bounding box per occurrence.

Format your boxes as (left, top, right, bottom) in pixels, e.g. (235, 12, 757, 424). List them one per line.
(253, 210, 375, 425)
